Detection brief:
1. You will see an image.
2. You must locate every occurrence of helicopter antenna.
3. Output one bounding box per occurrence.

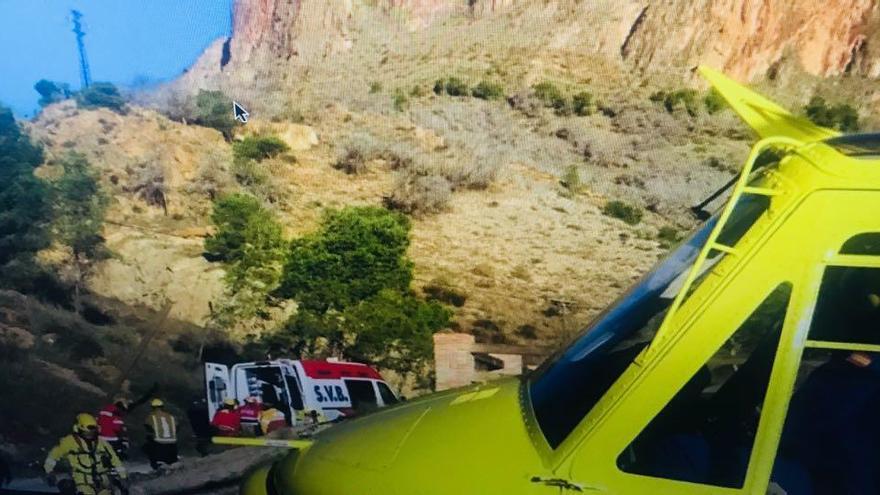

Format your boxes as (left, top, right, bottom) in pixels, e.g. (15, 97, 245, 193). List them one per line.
(71, 10, 92, 89)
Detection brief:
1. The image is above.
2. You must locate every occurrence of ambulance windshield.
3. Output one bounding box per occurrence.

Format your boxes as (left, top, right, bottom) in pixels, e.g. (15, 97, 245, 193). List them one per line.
(529, 190, 771, 449)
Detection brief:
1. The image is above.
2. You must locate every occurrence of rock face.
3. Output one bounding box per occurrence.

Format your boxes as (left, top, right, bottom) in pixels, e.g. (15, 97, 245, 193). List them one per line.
(193, 0, 880, 82)
(620, 0, 880, 80)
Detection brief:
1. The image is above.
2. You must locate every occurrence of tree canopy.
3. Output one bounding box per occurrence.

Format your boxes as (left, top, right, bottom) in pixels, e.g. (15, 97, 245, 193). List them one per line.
(0, 105, 50, 270)
(277, 206, 413, 313)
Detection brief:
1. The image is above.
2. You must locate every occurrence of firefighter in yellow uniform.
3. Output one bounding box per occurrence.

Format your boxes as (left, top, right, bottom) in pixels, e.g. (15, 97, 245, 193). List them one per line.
(143, 398, 178, 470)
(44, 413, 127, 495)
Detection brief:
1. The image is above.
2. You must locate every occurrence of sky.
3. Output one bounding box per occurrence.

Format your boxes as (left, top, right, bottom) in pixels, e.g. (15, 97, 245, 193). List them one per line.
(0, 0, 233, 117)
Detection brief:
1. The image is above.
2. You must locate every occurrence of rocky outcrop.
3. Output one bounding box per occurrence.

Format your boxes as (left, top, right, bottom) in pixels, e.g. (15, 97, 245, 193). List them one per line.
(189, 0, 880, 83)
(619, 0, 880, 80)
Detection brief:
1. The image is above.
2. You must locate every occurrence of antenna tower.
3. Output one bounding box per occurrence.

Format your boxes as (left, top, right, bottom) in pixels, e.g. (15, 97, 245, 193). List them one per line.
(71, 10, 92, 89)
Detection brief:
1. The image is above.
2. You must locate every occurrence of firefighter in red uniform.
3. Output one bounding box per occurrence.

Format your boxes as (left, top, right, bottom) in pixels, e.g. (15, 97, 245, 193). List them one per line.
(210, 398, 241, 436)
(239, 396, 262, 437)
(97, 399, 129, 460)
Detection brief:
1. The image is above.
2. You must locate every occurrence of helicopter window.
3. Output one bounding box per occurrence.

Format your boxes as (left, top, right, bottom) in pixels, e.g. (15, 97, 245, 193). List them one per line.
(824, 133, 880, 158)
(774, 347, 880, 494)
(530, 188, 775, 449)
(617, 283, 791, 488)
(808, 266, 880, 345)
(840, 233, 880, 256)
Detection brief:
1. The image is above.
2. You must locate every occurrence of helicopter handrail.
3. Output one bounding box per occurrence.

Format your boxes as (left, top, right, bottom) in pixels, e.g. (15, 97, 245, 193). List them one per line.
(647, 136, 806, 354)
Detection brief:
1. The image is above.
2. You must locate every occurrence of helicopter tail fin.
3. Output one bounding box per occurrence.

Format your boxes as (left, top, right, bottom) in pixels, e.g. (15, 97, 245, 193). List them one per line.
(698, 66, 840, 142)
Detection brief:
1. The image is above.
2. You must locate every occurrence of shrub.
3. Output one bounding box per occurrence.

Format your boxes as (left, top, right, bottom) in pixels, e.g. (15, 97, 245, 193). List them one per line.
(532, 81, 568, 114)
(126, 158, 167, 211)
(471, 81, 504, 100)
(204, 193, 282, 264)
(277, 206, 413, 313)
(602, 200, 643, 225)
(560, 164, 583, 195)
(193, 89, 238, 140)
(369, 81, 383, 94)
(341, 289, 451, 374)
(804, 96, 859, 132)
(75, 82, 126, 113)
(334, 148, 367, 175)
(187, 149, 236, 200)
(393, 90, 409, 111)
(434, 77, 470, 97)
(409, 85, 426, 98)
(233, 135, 290, 162)
(34, 80, 72, 107)
(52, 152, 109, 312)
(231, 158, 270, 188)
(422, 278, 467, 307)
(572, 91, 596, 116)
(204, 193, 285, 326)
(664, 89, 700, 116)
(657, 226, 681, 249)
(384, 173, 452, 215)
(704, 88, 727, 114)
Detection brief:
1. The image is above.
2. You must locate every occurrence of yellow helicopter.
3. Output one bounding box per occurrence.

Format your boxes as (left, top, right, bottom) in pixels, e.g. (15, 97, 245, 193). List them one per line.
(237, 67, 880, 495)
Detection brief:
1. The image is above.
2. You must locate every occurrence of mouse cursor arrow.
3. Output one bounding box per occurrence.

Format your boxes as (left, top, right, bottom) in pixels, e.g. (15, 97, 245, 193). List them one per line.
(233, 101, 249, 123)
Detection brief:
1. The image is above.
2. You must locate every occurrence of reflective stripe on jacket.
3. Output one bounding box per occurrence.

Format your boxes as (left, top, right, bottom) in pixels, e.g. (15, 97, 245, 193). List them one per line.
(145, 410, 177, 444)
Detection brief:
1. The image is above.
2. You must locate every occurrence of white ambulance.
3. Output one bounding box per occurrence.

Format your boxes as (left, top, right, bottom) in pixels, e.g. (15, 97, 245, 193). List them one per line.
(204, 359, 399, 426)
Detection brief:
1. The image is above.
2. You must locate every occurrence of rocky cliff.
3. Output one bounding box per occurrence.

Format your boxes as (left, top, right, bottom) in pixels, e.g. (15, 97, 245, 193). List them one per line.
(186, 0, 880, 86)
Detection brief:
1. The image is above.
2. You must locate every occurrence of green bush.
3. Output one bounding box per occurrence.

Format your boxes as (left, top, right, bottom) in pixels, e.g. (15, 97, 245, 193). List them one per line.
(393, 90, 409, 111)
(533, 82, 568, 114)
(472, 81, 505, 100)
(342, 289, 450, 373)
(277, 206, 413, 313)
(75, 82, 126, 113)
(666, 89, 699, 116)
(602, 200, 643, 225)
(804, 96, 859, 132)
(704, 88, 727, 114)
(233, 135, 290, 162)
(194, 89, 238, 140)
(572, 91, 596, 116)
(271, 290, 450, 376)
(433, 77, 470, 97)
(423, 278, 467, 307)
(53, 153, 109, 261)
(34, 80, 72, 107)
(369, 81, 383, 94)
(560, 164, 583, 195)
(657, 226, 681, 249)
(204, 193, 274, 262)
(205, 193, 285, 324)
(444, 77, 470, 97)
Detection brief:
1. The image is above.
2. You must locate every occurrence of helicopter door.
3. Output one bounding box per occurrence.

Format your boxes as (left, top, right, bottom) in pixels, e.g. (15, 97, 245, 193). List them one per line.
(771, 259, 880, 494)
(204, 362, 230, 421)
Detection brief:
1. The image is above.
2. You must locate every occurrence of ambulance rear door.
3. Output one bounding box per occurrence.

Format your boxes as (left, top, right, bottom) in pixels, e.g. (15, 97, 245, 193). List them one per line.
(204, 362, 230, 421)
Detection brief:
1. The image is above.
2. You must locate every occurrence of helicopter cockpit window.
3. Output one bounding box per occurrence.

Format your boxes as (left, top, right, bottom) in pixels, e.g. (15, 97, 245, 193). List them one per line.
(617, 283, 790, 488)
(529, 170, 779, 449)
(840, 233, 880, 256)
